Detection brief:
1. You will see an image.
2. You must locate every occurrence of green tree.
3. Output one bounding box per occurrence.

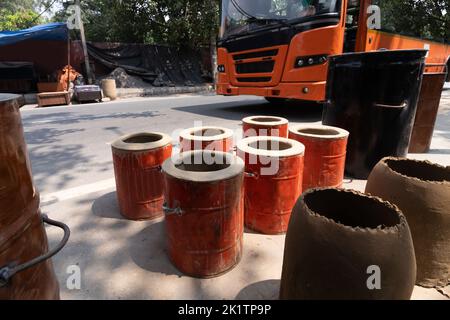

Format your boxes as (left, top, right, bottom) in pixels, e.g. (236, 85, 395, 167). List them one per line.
(53, 0, 220, 48)
(0, 0, 44, 31)
(374, 0, 449, 42)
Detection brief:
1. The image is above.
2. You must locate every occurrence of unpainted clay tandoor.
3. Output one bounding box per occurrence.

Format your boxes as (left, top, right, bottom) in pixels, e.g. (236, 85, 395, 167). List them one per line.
(366, 157, 450, 288)
(280, 188, 416, 300)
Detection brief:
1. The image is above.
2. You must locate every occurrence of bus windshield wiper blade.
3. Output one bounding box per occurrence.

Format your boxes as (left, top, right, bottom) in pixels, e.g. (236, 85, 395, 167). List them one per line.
(246, 17, 289, 25)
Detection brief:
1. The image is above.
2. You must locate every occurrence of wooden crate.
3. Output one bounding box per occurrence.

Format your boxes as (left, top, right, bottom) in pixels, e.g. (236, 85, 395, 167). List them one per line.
(37, 82, 64, 93)
(37, 91, 70, 108)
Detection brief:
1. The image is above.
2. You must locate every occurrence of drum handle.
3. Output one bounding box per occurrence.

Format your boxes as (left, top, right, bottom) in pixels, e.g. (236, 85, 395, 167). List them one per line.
(162, 202, 184, 216)
(373, 101, 408, 109)
(0, 215, 70, 288)
(244, 171, 259, 179)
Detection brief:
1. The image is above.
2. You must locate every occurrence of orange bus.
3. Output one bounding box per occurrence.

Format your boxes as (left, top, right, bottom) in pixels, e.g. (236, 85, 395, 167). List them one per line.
(216, 0, 450, 103)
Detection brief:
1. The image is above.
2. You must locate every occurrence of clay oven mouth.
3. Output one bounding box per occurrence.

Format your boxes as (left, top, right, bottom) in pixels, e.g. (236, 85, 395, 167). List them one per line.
(175, 153, 231, 172)
(251, 116, 283, 123)
(163, 151, 244, 183)
(248, 140, 293, 151)
(191, 128, 225, 137)
(303, 189, 401, 230)
(123, 133, 163, 144)
(297, 128, 340, 136)
(385, 158, 450, 183)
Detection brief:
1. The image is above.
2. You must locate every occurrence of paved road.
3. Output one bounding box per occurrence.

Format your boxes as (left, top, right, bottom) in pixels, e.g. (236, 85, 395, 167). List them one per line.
(21, 94, 323, 197)
(19, 93, 450, 300)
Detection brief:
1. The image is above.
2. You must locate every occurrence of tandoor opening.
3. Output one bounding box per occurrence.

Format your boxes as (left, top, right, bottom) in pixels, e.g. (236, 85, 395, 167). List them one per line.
(251, 117, 281, 123)
(386, 159, 450, 183)
(124, 133, 163, 144)
(175, 153, 231, 172)
(298, 128, 340, 136)
(191, 128, 225, 137)
(304, 189, 401, 229)
(249, 140, 292, 151)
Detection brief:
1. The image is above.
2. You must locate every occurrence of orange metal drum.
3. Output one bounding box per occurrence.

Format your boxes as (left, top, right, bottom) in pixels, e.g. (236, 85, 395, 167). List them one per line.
(409, 72, 447, 153)
(237, 136, 305, 235)
(242, 115, 289, 138)
(162, 151, 244, 278)
(289, 125, 349, 191)
(0, 94, 69, 300)
(112, 132, 172, 220)
(179, 126, 234, 152)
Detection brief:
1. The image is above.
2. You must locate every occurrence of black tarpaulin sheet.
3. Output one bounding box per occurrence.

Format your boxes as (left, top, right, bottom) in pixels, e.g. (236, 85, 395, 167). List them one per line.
(87, 43, 206, 86)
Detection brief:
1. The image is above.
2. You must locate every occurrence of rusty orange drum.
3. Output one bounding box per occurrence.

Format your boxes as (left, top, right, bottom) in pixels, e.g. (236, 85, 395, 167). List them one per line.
(237, 136, 305, 234)
(112, 132, 172, 220)
(162, 150, 244, 278)
(289, 125, 349, 191)
(242, 115, 289, 138)
(179, 126, 234, 152)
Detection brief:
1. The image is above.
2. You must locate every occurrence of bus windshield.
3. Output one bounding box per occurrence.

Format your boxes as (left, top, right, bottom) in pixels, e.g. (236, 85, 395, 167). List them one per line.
(220, 0, 341, 39)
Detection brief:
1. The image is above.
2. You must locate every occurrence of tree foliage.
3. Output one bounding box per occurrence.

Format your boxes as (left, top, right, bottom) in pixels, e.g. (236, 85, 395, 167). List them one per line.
(0, 0, 43, 31)
(53, 0, 220, 47)
(373, 0, 449, 42)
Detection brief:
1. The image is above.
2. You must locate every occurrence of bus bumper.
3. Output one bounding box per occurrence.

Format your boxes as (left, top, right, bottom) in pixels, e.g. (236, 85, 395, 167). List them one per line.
(216, 81, 327, 102)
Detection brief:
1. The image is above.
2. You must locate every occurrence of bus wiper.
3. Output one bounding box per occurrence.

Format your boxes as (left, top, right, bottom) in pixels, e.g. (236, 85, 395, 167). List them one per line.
(246, 17, 289, 25)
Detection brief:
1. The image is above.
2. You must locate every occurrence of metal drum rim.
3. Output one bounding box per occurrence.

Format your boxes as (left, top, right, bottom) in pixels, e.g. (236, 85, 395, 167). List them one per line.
(242, 115, 288, 126)
(162, 150, 244, 182)
(111, 132, 172, 152)
(237, 136, 305, 158)
(289, 124, 349, 140)
(179, 126, 234, 142)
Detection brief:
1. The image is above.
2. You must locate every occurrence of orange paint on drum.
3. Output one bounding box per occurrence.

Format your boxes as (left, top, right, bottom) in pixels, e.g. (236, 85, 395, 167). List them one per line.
(289, 125, 349, 191)
(237, 136, 305, 235)
(162, 151, 244, 278)
(242, 115, 289, 138)
(112, 132, 172, 220)
(179, 126, 234, 152)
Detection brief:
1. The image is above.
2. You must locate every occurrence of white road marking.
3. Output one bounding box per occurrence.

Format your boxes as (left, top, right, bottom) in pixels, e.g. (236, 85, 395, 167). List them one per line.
(41, 178, 116, 206)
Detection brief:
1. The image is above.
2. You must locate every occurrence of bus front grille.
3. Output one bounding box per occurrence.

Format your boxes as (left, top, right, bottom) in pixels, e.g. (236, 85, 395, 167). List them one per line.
(235, 60, 275, 74)
(237, 77, 272, 83)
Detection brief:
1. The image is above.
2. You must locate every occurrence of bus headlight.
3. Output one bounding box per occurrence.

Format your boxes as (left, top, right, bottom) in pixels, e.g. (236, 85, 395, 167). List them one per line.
(295, 55, 328, 69)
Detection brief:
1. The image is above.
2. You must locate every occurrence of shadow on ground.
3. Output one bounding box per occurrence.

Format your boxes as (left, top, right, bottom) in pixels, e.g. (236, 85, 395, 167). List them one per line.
(91, 191, 125, 220)
(22, 110, 162, 126)
(174, 100, 324, 123)
(128, 222, 184, 277)
(235, 279, 280, 300)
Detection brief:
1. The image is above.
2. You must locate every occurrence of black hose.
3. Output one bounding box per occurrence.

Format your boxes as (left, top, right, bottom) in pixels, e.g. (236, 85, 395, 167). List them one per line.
(0, 215, 70, 288)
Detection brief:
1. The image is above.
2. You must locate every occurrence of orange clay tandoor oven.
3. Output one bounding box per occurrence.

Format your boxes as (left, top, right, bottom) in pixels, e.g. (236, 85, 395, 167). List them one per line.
(162, 151, 245, 278)
(112, 132, 172, 220)
(242, 115, 289, 138)
(237, 136, 305, 234)
(179, 126, 234, 153)
(289, 125, 349, 191)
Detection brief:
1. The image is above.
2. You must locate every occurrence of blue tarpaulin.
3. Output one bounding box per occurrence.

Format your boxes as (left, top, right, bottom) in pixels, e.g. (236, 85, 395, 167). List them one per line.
(0, 22, 68, 47)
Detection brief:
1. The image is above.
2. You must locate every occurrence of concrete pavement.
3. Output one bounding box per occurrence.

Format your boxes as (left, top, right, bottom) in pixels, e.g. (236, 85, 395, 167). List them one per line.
(20, 92, 450, 300)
